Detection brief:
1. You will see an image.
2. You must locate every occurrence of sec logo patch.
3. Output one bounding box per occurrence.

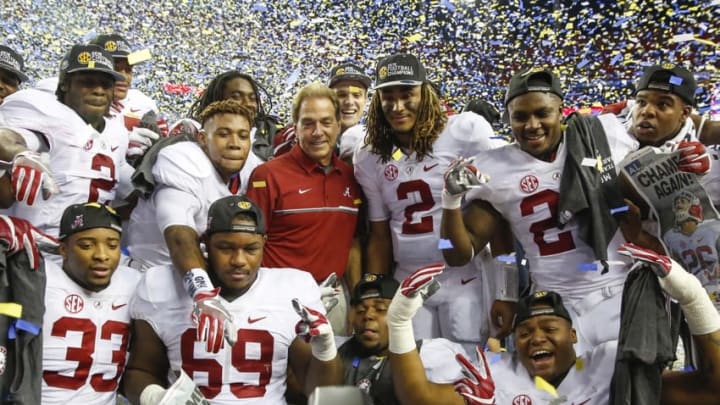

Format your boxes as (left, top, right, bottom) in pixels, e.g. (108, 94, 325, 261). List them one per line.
(384, 164, 399, 181)
(512, 394, 532, 405)
(520, 175, 539, 193)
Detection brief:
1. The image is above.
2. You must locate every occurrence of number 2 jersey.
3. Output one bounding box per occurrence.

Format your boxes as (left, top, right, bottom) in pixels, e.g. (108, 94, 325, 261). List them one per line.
(466, 114, 638, 298)
(41, 261, 141, 405)
(353, 112, 504, 269)
(130, 266, 324, 404)
(0, 88, 134, 237)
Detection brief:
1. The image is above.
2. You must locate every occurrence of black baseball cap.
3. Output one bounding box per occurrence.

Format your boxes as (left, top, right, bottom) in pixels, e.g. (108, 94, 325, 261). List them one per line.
(374, 53, 426, 90)
(328, 62, 372, 89)
(206, 195, 266, 236)
(504, 68, 564, 106)
(0, 45, 29, 82)
(88, 34, 132, 59)
(634, 64, 697, 106)
(59, 203, 122, 240)
(350, 273, 399, 305)
(58, 44, 124, 81)
(513, 291, 573, 329)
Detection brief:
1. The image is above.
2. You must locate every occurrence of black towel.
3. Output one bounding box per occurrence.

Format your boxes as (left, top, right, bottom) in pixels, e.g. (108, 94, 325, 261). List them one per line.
(609, 266, 678, 405)
(558, 113, 626, 262)
(0, 245, 46, 404)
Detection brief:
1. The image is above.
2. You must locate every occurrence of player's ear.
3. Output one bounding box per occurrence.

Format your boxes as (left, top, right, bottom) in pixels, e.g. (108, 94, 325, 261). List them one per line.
(570, 327, 578, 344)
(58, 240, 67, 261)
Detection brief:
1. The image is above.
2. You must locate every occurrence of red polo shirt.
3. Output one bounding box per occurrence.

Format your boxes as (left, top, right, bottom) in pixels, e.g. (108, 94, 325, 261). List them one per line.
(246, 145, 361, 281)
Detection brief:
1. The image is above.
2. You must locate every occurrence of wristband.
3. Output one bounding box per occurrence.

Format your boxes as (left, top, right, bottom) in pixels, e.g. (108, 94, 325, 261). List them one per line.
(183, 268, 214, 299)
(311, 334, 338, 362)
(140, 384, 166, 405)
(441, 189, 463, 210)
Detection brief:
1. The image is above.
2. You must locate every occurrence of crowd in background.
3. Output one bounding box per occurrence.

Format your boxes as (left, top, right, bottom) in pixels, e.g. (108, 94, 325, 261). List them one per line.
(2, 0, 718, 122)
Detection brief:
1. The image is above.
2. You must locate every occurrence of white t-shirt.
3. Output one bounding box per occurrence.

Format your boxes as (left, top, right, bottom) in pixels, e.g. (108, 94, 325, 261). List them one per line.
(127, 141, 262, 267)
(0, 88, 134, 237)
(466, 114, 637, 298)
(42, 261, 141, 405)
(131, 266, 324, 405)
(492, 341, 616, 405)
(353, 112, 502, 268)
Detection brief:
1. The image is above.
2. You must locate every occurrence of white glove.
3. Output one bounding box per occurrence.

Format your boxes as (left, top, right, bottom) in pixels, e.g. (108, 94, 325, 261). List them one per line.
(442, 157, 488, 209)
(139, 369, 210, 405)
(127, 127, 160, 159)
(387, 263, 444, 354)
(293, 298, 337, 361)
(318, 273, 340, 313)
(618, 242, 720, 335)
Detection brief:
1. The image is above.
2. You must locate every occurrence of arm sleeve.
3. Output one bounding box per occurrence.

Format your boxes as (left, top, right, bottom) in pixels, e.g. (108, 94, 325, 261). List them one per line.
(353, 147, 390, 221)
(419, 338, 468, 383)
(153, 186, 203, 232)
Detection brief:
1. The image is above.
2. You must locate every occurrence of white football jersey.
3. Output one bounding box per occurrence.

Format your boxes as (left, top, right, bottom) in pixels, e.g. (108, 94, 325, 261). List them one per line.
(492, 341, 616, 405)
(42, 261, 141, 405)
(0, 88, 134, 237)
(110, 89, 158, 131)
(131, 265, 324, 404)
(467, 114, 637, 298)
(354, 112, 501, 267)
(127, 141, 262, 267)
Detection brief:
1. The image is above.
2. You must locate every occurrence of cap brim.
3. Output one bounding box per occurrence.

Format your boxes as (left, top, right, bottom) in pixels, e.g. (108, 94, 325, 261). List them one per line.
(66, 67, 125, 81)
(373, 80, 423, 90)
(329, 74, 371, 89)
(0, 66, 28, 83)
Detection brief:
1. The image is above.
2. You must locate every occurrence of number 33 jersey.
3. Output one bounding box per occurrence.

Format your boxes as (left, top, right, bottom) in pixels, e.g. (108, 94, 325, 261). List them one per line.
(131, 266, 324, 404)
(41, 261, 141, 405)
(354, 112, 502, 267)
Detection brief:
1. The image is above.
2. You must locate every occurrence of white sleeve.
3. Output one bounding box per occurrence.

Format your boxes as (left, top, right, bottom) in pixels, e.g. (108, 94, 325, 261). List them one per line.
(0, 126, 46, 152)
(353, 146, 390, 221)
(597, 113, 639, 166)
(153, 186, 203, 232)
(115, 158, 136, 200)
(419, 338, 468, 383)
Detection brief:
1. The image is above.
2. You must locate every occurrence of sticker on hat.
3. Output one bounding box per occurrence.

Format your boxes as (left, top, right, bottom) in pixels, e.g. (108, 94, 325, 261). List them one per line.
(336, 67, 346, 75)
(363, 274, 378, 282)
(378, 66, 388, 80)
(78, 52, 92, 64)
(104, 41, 118, 52)
(238, 201, 252, 209)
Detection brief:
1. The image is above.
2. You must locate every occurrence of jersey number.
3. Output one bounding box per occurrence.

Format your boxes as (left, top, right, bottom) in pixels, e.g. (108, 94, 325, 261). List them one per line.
(43, 317, 130, 391)
(88, 154, 116, 203)
(679, 245, 715, 273)
(397, 180, 434, 234)
(181, 328, 274, 399)
(520, 190, 576, 255)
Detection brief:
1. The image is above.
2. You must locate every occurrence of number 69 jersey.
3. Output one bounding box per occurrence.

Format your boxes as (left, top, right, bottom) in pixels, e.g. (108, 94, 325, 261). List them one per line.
(354, 112, 502, 268)
(0, 88, 134, 237)
(130, 266, 324, 404)
(41, 261, 141, 405)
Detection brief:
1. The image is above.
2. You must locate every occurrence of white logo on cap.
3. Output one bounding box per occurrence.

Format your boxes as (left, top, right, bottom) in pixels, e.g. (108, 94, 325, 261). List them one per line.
(385, 62, 414, 78)
(0, 51, 21, 71)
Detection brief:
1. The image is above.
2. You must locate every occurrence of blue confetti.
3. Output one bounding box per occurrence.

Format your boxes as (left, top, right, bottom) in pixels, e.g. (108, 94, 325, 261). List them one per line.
(577, 262, 600, 272)
(669, 75, 684, 86)
(438, 239, 454, 250)
(610, 205, 629, 215)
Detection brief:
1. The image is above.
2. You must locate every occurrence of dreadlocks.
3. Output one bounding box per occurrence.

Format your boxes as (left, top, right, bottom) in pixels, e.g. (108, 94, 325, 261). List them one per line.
(188, 70, 266, 120)
(364, 83, 447, 163)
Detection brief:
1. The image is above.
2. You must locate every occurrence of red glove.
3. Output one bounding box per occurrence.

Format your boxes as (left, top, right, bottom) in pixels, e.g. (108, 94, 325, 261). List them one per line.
(617, 242, 672, 277)
(675, 140, 711, 175)
(293, 298, 336, 361)
(11, 151, 58, 206)
(156, 116, 170, 138)
(400, 263, 445, 298)
(454, 346, 496, 405)
(0, 215, 58, 270)
(192, 287, 234, 353)
(168, 119, 201, 138)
